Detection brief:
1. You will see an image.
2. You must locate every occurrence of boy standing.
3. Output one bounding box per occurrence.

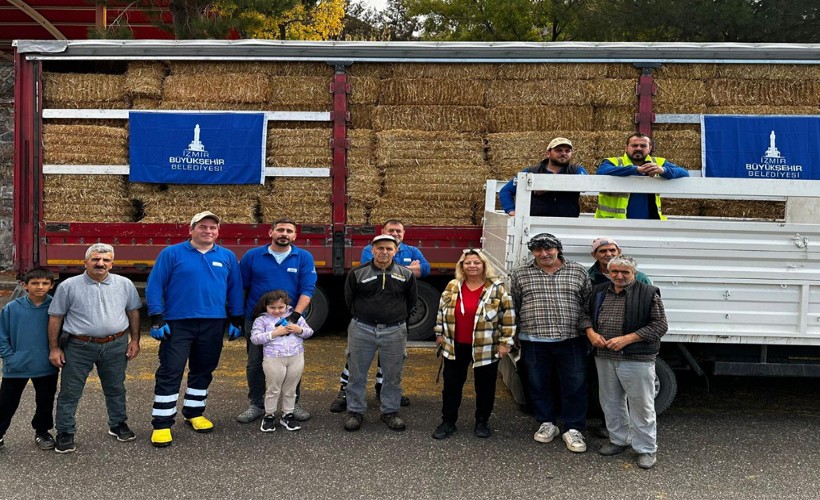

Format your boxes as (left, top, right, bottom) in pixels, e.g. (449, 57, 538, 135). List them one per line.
(0, 268, 58, 450)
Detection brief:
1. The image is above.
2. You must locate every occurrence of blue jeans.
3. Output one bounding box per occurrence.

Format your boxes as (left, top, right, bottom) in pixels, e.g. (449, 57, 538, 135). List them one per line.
(346, 319, 406, 414)
(521, 336, 588, 431)
(595, 357, 658, 453)
(56, 334, 128, 435)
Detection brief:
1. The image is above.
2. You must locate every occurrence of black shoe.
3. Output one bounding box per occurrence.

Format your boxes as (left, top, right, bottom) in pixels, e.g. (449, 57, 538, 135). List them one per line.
(380, 412, 406, 432)
(474, 421, 492, 438)
(35, 431, 56, 450)
(400, 396, 411, 407)
(344, 412, 363, 432)
(260, 414, 277, 433)
(599, 442, 630, 456)
(432, 422, 457, 440)
(55, 433, 76, 454)
(330, 389, 347, 413)
(108, 423, 136, 442)
(280, 413, 302, 432)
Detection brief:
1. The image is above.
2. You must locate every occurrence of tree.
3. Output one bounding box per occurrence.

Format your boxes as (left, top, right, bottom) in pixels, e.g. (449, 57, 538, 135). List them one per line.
(242, 0, 346, 40)
(341, 0, 419, 41)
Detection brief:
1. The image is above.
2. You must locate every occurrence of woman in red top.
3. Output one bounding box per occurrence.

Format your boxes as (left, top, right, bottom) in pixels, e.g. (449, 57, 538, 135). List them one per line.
(432, 249, 516, 439)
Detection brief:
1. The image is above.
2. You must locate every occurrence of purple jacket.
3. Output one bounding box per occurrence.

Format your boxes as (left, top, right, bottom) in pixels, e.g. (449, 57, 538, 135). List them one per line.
(250, 307, 314, 358)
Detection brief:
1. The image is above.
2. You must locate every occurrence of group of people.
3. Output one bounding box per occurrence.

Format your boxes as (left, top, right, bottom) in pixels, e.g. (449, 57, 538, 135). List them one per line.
(0, 132, 675, 470)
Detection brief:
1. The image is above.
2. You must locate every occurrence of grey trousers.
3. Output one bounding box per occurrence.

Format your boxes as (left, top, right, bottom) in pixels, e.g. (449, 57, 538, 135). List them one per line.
(346, 319, 406, 414)
(595, 357, 658, 453)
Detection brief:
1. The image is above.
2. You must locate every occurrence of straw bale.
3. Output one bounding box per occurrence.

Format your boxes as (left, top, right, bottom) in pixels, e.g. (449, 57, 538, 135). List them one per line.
(44, 149, 128, 166)
(269, 77, 332, 106)
(380, 79, 485, 106)
(138, 184, 262, 224)
(131, 98, 160, 110)
(705, 106, 820, 115)
(594, 106, 635, 130)
(169, 61, 273, 76)
(706, 79, 820, 106)
(43, 73, 128, 106)
(44, 124, 128, 143)
(348, 63, 393, 78)
(497, 63, 606, 80)
(267, 62, 332, 77)
(43, 124, 129, 164)
(654, 79, 707, 107)
(259, 178, 331, 224)
(580, 196, 598, 214)
(488, 106, 595, 132)
(651, 123, 700, 132)
(667, 154, 701, 170)
(159, 101, 269, 111)
(373, 106, 487, 132)
(603, 64, 640, 80)
(347, 202, 373, 225)
(350, 105, 375, 129)
(128, 183, 163, 196)
(44, 206, 135, 223)
(716, 64, 820, 80)
(266, 128, 331, 167)
(44, 175, 134, 221)
(349, 77, 381, 105)
(164, 73, 267, 104)
(654, 64, 717, 79)
(486, 131, 597, 175)
(375, 130, 484, 167)
(126, 62, 166, 99)
(46, 100, 130, 110)
(348, 129, 376, 168)
(662, 198, 704, 217)
(653, 104, 707, 114)
(486, 80, 591, 107)
(702, 199, 785, 219)
(588, 79, 637, 106)
(49, 119, 124, 128)
(44, 174, 127, 192)
(651, 130, 701, 153)
(594, 131, 632, 159)
(370, 206, 476, 227)
(391, 63, 498, 80)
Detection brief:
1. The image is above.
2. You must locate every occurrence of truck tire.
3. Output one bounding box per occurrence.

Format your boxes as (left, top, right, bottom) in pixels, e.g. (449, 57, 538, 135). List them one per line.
(654, 357, 677, 415)
(303, 286, 329, 333)
(407, 281, 440, 341)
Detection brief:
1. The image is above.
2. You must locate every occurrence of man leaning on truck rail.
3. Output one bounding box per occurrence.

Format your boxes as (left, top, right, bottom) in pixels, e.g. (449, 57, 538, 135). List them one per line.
(595, 133, 689, 220)
(499, 137, 588, 217)
(510, 233, 592, 454)
(582, 255, 668, 470)
(145, 211, 244, 448)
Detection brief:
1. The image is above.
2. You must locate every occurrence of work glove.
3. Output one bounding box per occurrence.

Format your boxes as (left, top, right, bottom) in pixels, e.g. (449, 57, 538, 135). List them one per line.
(287, 311, 302, 323)
(150, 315, 170, 341)
(227, 316, 244, 341)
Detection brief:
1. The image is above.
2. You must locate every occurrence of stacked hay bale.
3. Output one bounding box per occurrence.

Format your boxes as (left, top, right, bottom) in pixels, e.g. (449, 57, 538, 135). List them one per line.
(126, 61, 166, 109)
(42, 124, 134, 222)
(260, 126, 333, 225)
(43, 72, 128, 109)
(132, 183, 263, 224)
(347, 129, 380, 225)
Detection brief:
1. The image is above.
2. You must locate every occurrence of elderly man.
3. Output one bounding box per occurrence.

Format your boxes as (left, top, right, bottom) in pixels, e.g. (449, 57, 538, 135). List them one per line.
(510, 233, 591, 453)
(343, 234, 417, 432)
(330, 219, 429, 413)
(237, 217, 317, 424)
(583, 255, 668, 470)
(48, 243, 142, 453)
(499, 137, 588, 217)
(146, 211, 244, 447)
(589, 237, 652, 286)
(595, 133, 689, 220)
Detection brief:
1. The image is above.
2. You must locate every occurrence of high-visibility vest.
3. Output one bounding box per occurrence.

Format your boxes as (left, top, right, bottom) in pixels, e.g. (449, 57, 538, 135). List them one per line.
(595, 155, 667, 220)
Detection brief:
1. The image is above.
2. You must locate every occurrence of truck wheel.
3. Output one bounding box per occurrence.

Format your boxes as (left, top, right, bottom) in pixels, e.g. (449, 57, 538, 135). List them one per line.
(655, 357, 677, 415)
(407, 281, 440, 341)
(303, 286, 329, 333)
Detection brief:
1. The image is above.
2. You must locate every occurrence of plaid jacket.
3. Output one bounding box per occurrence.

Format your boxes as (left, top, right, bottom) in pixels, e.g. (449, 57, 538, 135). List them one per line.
(434, 278, 516, 367)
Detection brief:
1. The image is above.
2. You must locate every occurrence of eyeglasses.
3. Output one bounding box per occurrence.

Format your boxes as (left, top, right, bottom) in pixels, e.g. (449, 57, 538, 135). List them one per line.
(462, 248, 482, 254)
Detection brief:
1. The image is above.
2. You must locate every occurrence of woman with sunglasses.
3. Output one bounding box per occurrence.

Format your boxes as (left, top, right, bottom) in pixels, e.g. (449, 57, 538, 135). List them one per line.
(432, 249, 516, 439)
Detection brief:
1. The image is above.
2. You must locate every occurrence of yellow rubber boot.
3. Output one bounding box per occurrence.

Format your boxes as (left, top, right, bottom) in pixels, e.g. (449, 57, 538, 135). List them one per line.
(151, 428, 172, 448)
(185, 416, 214, 433)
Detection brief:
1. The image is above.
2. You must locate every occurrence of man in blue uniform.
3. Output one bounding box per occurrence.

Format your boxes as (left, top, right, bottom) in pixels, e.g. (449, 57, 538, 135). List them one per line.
(146, 211, 244, 447)
(236, 218, 317, 424)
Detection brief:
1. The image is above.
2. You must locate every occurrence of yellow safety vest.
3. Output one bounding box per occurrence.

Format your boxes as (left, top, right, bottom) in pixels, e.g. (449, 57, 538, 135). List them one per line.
(595, 155, 667, 220)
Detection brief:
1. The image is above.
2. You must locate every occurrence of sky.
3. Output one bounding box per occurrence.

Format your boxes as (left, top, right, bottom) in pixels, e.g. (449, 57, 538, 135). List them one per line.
(354, 0, 388, 12)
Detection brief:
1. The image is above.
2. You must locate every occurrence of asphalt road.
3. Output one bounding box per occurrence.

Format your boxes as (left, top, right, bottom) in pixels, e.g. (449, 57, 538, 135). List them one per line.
(1, 332, 819, 500)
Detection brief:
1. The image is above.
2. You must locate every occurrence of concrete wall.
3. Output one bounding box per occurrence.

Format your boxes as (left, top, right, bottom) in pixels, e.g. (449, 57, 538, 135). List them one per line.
(0, 62, 14, 270)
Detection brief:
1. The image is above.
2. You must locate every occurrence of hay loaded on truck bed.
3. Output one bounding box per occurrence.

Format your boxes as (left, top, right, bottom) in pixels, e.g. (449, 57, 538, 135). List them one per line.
(12, 40, 820, 339)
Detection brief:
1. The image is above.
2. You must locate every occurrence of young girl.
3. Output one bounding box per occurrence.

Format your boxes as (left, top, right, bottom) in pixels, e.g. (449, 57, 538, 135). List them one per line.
(250, 290, 313, 433)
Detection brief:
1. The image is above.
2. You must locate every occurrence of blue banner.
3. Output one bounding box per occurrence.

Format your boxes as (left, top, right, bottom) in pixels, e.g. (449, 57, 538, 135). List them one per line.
(702, 115, 820, 180)
(129, 112, 266, 184)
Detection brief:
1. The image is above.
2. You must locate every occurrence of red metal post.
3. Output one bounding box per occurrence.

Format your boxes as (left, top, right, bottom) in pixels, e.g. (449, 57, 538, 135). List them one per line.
(12, 50, 38, 272)
(635, 66, 658, 136)
(329, 65, 350, 275)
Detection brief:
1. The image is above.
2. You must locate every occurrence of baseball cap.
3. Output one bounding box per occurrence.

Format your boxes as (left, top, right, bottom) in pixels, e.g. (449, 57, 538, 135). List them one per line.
(527, 233, 563, 251)
(547, 137, 573, 150)
(371, 234, 397, 246)
(592, 237, 620, 253)
(190, 211, 220, 228)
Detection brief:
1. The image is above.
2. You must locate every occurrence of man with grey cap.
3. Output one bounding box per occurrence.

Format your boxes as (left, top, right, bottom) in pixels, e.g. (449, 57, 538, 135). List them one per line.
(499, 137, 588, 217)
(146, 211, 244, 447)
(510, 232, 592, 453)
(342, 234, 417, 432)
(589, 237, 652, 286)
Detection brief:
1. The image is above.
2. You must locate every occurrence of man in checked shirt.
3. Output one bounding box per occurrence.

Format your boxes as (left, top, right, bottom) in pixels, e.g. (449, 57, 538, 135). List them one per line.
(582, 255, 668, 470)
(510, 233, 591, 453)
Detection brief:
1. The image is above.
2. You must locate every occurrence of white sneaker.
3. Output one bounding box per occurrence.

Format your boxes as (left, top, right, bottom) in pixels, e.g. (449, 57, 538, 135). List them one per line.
(533, 422, 560, 443)
(562, 429, 587, 453)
